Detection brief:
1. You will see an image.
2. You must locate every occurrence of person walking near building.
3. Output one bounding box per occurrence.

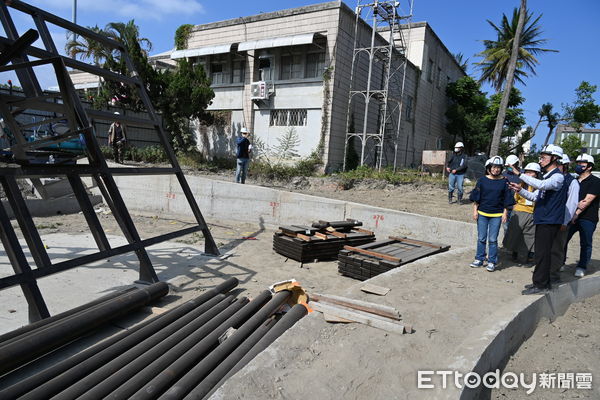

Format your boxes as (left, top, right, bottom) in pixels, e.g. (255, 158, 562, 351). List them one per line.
(446, 142, 468, 204)
(469, 156, 515, 272)
(107, 112, 127, 164)
(549, 154, 579, 285)
(235, 127, 252, 184)
(507, 144, 565, 295)
(503, 162, 540, 264)
(566, 154, 600, 278)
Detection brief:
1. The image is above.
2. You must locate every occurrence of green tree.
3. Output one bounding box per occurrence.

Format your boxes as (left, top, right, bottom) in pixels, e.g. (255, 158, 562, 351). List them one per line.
(445, 76, 489, 154)
(563, 81, 600, 131)
(560, 134, 588, 161)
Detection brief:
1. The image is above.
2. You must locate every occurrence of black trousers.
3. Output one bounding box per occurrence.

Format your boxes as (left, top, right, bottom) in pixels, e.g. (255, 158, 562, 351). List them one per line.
(533, 224, 561, 288)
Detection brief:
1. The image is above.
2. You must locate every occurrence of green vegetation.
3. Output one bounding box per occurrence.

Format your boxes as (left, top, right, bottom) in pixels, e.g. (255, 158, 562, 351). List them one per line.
(560, 135, 588, 162)
(174, 24, 194, 50)
(333, 166, 448, 188)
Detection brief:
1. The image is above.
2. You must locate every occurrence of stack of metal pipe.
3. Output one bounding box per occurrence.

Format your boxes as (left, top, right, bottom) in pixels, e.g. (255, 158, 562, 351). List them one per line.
(0, 277, 308, 400)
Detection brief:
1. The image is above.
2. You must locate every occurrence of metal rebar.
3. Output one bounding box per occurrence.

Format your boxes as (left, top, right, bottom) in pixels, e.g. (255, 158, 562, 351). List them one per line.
(0, 282, 168, 375)
(111, 291, 274, 400)
(1, 277, 238, 399)
(50, 295, 243, 400)
(157, 290, 292, 400)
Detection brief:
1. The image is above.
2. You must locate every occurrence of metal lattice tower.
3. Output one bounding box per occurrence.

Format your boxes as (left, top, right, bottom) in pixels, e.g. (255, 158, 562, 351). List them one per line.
(343, 0, 414, 171)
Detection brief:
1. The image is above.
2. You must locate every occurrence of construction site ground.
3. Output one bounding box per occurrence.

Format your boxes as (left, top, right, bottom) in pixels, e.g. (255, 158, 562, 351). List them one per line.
(1, 178, 598, 399)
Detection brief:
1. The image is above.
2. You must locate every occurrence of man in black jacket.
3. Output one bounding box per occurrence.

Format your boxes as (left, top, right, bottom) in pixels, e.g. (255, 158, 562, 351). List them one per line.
(446, 142, 468, 204)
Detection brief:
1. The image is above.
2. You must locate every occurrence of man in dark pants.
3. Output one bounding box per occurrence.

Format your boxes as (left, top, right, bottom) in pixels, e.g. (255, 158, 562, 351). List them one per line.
(446, 141, 468, 204)
(235, 128, 252, 184)
(107, 112, 127, 164)
(566, 154, 600, 278)
(508, 144, 565, 295)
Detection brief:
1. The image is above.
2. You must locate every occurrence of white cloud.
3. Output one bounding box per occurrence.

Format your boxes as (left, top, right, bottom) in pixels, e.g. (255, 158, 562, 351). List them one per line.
(29, 0, 204, 21)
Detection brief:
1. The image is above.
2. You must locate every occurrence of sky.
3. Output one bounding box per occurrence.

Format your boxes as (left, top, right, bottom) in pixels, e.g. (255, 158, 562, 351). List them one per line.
(2, 0, 599, 148)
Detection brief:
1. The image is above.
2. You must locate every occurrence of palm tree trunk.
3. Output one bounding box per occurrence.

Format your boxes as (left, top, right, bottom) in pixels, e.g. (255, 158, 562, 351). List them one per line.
(543, 126, 556, 147)
(489, 0, 527, 156)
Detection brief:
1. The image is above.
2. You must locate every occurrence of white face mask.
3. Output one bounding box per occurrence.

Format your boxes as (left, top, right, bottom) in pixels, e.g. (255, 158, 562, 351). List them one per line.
(454, 148, 461, 153)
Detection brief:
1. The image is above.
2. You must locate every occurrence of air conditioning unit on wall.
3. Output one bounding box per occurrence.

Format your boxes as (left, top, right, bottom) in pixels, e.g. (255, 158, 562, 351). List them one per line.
(250, 81, 270, 100)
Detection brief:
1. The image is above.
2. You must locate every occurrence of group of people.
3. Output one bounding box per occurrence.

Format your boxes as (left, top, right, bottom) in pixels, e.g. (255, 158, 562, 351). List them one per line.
(465, 144, 600, 295)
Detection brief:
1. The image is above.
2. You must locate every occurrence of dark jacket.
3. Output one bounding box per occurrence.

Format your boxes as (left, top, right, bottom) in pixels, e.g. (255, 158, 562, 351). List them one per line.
(447, 152, 468, 174)
(236, 137, 250, 159)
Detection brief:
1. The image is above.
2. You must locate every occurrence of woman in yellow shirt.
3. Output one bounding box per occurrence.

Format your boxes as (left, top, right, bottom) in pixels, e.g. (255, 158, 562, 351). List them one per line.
(503, 162, 541, 264)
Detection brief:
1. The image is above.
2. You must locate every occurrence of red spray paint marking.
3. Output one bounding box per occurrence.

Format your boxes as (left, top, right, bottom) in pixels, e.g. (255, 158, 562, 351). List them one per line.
(373, 214, 384, 228)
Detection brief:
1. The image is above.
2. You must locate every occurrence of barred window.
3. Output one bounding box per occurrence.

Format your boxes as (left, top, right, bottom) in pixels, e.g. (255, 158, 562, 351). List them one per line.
(269, 109, 308, 126)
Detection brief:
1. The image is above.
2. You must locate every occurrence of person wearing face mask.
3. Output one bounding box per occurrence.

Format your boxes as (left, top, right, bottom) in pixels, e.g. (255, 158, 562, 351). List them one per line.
(469, 156, 515, 272)
(507, 144, 566, 295)
(446, 142, 468, 204)
(503, 162, 540, 264)
(548, 154, 579, 285)
(565, 154, 600, 278)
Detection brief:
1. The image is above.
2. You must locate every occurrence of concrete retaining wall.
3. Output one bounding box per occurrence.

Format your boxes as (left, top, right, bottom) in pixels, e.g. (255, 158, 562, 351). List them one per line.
(111, 175, 476, 247)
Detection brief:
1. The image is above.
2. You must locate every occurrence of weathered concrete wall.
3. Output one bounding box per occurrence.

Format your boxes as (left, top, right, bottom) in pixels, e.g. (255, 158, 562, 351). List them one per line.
(110, 175, 476, 248)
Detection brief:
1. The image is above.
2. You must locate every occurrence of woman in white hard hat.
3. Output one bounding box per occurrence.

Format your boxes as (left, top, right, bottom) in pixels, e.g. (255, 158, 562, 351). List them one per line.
(469, 156, 515, 272)
(503, 162, 541, 264)
(446, 142, 468, 204)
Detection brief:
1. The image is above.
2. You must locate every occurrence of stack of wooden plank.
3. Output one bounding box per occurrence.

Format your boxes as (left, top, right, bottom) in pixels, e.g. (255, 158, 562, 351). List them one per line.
(273, 220, 375, 263)
(338, 236, 451, 280)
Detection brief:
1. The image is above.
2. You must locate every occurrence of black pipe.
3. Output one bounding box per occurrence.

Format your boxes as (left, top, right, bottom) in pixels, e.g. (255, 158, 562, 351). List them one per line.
(0, 287, 137, 345)
(4, 277, 238, 400)
(158, 290, 292, 400)
(0, 281, 169, 375)
(204, 303, 308, 399)
(49, 295, 242, 400)
(183, 317, 277, 400)
(111, 291, 274, 400)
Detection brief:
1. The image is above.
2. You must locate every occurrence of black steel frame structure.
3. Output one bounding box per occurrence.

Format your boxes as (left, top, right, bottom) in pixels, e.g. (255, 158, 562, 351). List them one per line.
(0, 1, 219, 322)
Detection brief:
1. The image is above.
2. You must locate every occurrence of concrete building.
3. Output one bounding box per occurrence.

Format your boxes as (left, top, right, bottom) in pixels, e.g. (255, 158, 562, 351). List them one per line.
(175, 1, 464, 170)
(555, 124, 600, 155)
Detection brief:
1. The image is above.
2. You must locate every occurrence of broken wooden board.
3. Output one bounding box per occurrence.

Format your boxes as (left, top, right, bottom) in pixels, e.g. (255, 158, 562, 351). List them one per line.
(310, 301, 410, 334)
(310, 293, 400, 320)
(360, 283, 390, 296)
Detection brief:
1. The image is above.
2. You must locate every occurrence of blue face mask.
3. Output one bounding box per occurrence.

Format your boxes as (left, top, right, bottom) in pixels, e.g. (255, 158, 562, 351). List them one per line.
(575, 165, 587, 174)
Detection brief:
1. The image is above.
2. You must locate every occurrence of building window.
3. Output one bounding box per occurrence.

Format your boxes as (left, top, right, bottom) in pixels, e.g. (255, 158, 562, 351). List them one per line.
(232, 60, 245, 83)
(404, 96, 413, 121)
(305, 52, 325, 78)
(210, 54, 227, 85)
(427, 59, 434, 82)
(269, 109, 308, 126)
(437, 67, 443, 88)
(258, 57, 272, 81)
(280, 54, 303, 80)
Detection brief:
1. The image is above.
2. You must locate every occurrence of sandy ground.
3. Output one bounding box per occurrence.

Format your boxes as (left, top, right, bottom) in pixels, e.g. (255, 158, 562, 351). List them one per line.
(2, 174, 599, 397)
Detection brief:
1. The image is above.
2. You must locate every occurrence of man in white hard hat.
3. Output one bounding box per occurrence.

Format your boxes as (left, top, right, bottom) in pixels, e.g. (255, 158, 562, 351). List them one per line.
(502, 154, 522, 234)
(235, 127, 252, 184)
(508, 144, 566, 295)
(445, 141, 468, 204)
(566, 153, 600, 278)
(548, 154, 579, 285)
(107, 111, 127, 164)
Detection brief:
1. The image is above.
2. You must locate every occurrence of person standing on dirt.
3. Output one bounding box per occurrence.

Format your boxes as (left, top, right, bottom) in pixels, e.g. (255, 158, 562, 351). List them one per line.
(565, 154, 600, 278)
(469, 156, 514, 272)
(446, 142, 468, 204)
(508, 144, 565, 295)
(503, 162, 540, 265)
(548, 154, 579, 285)
(502, 154, 522, 234)
(235, 127, 252, 184)
(108, 112, 127, 164)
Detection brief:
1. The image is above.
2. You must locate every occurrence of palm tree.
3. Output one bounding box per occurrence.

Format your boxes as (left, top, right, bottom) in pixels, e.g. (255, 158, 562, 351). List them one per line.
(453, 52, 469, 72)
(477, 6, 557, 92)
(104, 20, 152, 58)
(65, 25, 110, 65)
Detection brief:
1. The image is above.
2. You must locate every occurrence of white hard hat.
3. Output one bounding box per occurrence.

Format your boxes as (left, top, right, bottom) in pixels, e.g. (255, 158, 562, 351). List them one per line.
(114, 111, 120, 115)
(576, 154, 595, 165)
(524, 162, 541, 173)
(540, 144, 563, 158)
(488, 155, 504, 167)
(240, 127, 248, 133)
(505, 154, 519, 166)
(485, 159, 492, 167)
(560, 154, 571, 165)
(454, 142, 464, 148)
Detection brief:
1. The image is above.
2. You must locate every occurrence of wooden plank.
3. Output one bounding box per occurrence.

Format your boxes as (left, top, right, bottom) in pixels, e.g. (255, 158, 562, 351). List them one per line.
(353, 227, 374, 235)
(343, 245, 401, 263)
(314, 232, 329, 240)
(388, 236, 444, 249)
(361, 283, 391, 296)
(311, 293, 400, 320)
(310, 301, 408, 334)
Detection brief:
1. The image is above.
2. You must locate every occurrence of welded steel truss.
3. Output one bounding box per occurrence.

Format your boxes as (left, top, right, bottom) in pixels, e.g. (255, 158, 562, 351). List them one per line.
(0, 1, 219, 322)
(343, 0, 413, 170)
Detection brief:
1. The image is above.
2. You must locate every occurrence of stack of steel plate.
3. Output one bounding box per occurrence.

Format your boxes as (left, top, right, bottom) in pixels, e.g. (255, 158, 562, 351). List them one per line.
(338, 237, 451, 280)
(273, 220, 375, 263)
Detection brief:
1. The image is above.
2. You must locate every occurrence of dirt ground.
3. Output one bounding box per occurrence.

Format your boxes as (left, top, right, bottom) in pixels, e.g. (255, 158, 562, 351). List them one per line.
(3, 173, 599, 396)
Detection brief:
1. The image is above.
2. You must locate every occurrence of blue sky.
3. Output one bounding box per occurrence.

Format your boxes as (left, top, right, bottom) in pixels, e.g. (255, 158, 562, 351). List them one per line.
(3, 0, 599, 148)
